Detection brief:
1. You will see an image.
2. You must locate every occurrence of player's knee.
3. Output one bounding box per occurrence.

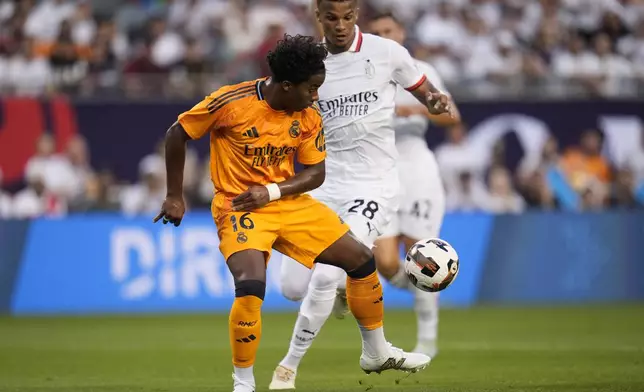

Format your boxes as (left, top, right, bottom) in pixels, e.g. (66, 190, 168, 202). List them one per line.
(281, 279, 307, 302)
(376, 256, 400, 280)
(311, 268, 344, 289)
(235, 279, 266, 300)
(346, 252, 377, 280)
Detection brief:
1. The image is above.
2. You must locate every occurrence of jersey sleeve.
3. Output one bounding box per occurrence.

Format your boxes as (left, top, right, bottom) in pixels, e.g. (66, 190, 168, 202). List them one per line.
(390, 41, 427, 91)
(297, 109, 326, 165)
(178, 92, 231, 139)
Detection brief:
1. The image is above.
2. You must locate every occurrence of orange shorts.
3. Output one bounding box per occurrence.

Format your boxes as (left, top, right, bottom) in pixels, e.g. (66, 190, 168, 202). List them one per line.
(213, 194, 350, 268)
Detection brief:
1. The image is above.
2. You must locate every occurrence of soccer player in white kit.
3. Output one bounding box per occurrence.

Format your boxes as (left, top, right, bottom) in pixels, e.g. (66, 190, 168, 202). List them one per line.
(366, 12, 462, 358)
(269, 1, 455, 389)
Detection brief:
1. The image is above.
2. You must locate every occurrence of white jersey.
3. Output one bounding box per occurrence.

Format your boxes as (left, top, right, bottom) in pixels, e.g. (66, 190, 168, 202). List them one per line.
(315, 26, 426, 201)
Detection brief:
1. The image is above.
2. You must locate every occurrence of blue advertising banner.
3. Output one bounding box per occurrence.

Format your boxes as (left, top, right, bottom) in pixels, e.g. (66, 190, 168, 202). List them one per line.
(10, 213, 491, 314)
(480, 211, 644, 303)
(0, 220, 31, 313)
(8, 211, 644, 315)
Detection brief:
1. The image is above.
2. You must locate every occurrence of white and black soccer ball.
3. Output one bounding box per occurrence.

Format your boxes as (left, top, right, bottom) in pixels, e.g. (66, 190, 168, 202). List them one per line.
(404, 238, 459, 292)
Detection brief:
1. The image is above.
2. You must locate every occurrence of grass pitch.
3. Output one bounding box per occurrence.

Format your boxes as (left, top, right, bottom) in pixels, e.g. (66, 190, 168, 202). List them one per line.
(1, 305, 643, 392)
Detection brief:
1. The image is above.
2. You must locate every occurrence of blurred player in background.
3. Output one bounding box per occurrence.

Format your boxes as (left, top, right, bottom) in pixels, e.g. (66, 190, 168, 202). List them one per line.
(364, 11, 462, 357)
(154, 34, 433, 392)
(270, 0, 454, 389)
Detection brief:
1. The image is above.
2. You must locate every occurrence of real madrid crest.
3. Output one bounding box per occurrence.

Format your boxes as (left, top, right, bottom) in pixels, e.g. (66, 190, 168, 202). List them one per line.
(237, 232, 248, 244)
(289, 120, 301, 138)
(365, 59, 375, 79)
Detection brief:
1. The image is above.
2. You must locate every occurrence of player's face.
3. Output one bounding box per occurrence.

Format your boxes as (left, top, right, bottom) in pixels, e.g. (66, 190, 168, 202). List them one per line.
(317, 1, 358, 51)
(368, 17, 405, 45)
(286, 72, 326, 111)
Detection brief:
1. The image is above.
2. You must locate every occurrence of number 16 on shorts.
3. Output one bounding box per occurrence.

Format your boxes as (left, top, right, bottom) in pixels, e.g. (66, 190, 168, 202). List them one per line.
(231, 213, 255, 243)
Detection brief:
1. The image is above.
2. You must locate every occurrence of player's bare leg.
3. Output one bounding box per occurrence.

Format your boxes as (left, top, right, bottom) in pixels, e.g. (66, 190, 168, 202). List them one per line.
(374, 235, 439, 357)
(270, 232, 430, 390)
(227, 250, 268, 392)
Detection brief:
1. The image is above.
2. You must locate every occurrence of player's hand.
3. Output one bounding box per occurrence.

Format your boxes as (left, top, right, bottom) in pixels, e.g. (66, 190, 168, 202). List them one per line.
(426, 92, 452, 117)
(232, 186, 270, 212)
(153, 195, 186, 227)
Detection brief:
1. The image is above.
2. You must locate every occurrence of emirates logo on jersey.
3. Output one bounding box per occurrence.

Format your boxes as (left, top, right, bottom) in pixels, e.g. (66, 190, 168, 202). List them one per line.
(318, 90, 379, 119)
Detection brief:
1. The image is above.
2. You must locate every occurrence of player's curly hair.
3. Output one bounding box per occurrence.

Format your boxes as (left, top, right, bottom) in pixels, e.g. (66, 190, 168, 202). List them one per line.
(267, 34, 328, 84)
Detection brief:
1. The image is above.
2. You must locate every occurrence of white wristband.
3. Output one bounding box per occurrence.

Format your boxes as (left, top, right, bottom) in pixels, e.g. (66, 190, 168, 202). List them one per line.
(265, 183, 281, 202)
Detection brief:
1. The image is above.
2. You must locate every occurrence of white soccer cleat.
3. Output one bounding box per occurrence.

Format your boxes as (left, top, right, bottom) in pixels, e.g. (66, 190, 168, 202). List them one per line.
(232, 373, 255, 392)
(360, 343, 431, 375)
(268, 365, 297, 390)
(332, 289, 350, 320)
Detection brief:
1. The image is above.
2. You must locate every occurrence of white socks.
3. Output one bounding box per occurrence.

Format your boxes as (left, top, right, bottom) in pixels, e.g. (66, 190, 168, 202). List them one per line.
(233, 365, 255, 387)
(415, 289, 439, 343)
(360, 326, 391, 358)
(280, 283, 337, 371)
(386, 260, 439, 347)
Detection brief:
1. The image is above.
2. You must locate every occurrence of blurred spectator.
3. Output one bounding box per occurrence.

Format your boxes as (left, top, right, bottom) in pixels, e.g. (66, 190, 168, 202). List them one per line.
(610, 168, 641, 208)
(415, 1, 464, 53)
(23, 0, 75, 42)
(6, 38, 51, 96)
(71, 1, 96, 46)
(445, 171, 490, 212)
(484, 166, 526, 213)
(13, 172, 66, 219)
(24, 134, 79, 199)
(148, 17, 185, 69)
(120, 155, 166, 216)
(256, 24, 285, 76)
(0, 168, 12, 218)
(435, 123, 482, 194)
(560, 129, 611, 197)
(47, 20, 89, 92)
(71, 170, 120, 212)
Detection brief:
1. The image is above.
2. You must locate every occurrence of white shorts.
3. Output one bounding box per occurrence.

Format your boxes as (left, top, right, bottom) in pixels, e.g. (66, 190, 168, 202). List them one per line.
(382, 143, 445, 240)
(277, 186, 398, 300)
(310, 187, 397, 248)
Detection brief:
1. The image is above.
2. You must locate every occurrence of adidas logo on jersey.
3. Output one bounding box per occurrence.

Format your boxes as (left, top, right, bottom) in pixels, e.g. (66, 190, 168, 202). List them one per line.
(242, 127, 260, 138)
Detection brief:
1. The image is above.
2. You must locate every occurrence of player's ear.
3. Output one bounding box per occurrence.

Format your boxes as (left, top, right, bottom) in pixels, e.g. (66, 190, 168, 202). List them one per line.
(281, 81, 293, 92)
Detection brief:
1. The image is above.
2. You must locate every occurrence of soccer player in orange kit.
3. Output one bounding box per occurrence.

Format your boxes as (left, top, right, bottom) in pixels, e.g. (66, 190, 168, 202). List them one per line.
(154, 35, 433, 392)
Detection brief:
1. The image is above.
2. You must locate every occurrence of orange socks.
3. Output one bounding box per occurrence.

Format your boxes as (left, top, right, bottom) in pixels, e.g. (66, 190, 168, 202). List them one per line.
(346, 271, 384, 330)
(229, 295, 263, 368)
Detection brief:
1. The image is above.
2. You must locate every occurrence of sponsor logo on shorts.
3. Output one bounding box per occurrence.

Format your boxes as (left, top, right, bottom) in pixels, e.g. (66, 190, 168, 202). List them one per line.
(237, 232, 248, 244)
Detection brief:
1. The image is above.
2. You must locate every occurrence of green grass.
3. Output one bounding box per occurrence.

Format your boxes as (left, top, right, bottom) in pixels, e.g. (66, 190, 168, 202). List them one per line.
(1, 305, 644, 392)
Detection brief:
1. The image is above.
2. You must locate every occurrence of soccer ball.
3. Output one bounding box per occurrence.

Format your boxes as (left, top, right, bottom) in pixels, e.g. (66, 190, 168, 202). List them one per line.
(404, 238, 459, 292)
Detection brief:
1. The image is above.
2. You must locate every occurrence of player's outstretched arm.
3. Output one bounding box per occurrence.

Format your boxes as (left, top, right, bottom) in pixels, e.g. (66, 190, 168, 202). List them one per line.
(153, 121, 191, 226)
(231, 161, 325, 212)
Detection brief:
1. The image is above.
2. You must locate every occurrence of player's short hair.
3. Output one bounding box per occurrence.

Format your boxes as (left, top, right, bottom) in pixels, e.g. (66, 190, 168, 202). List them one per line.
(267, 34, 328, 84)
(316, 0, 357, 8)
(369, 11, 401, 25)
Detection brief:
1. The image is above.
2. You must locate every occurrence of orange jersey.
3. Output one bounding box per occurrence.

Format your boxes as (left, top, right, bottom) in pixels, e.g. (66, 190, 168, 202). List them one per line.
(178, 79, 326, 203)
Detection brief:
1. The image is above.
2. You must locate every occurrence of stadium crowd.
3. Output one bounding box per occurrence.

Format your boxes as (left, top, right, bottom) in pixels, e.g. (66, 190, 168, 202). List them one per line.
(0, 122, 643, 219)
(1, 0, 644, 218)
(0, 0, 643, 98)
